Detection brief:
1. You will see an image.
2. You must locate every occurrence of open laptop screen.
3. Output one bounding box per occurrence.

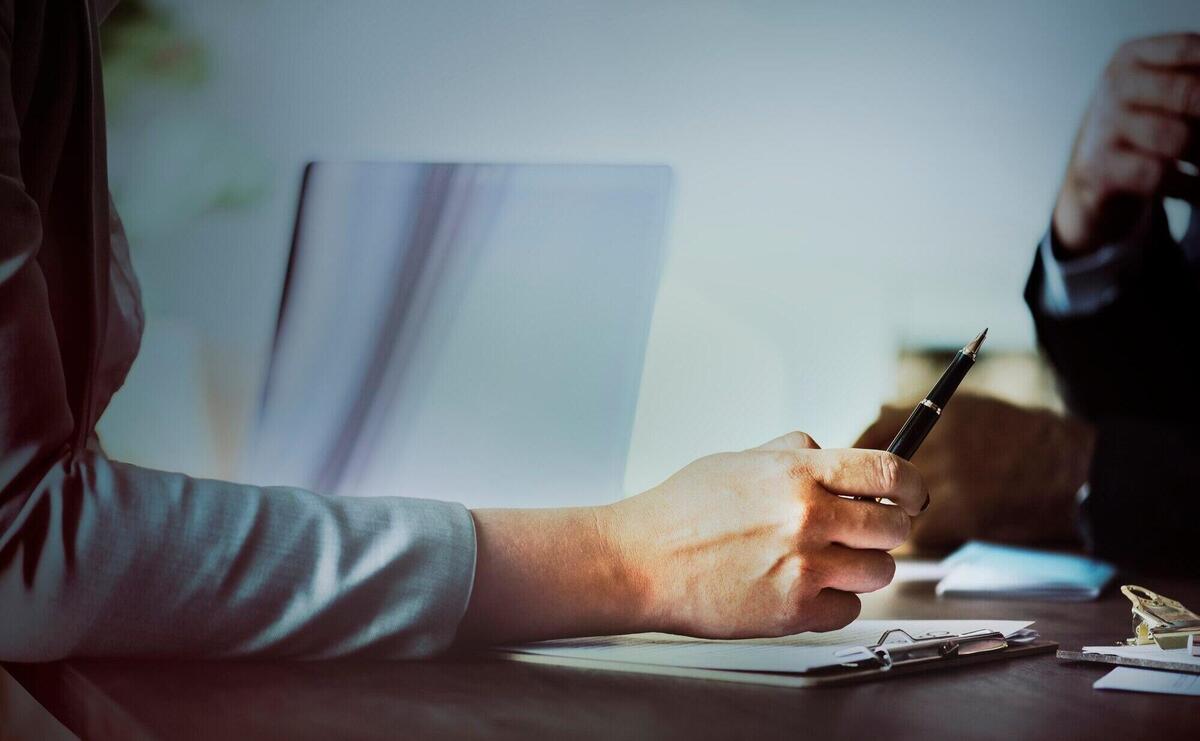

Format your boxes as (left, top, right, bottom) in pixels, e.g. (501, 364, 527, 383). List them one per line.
(244, 162, 671, 508)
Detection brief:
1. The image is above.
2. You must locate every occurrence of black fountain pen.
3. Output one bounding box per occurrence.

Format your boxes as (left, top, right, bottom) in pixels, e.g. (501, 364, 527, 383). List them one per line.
(887, 328, 987, 460)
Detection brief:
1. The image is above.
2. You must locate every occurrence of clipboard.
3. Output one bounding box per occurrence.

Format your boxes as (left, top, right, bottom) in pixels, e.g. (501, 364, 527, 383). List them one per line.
(791, 629, 1057, 687)
(495, 628, 1058, 688)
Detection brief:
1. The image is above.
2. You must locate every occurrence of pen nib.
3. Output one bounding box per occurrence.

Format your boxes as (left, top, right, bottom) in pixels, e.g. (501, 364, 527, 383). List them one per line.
(963, 328, 987, 358)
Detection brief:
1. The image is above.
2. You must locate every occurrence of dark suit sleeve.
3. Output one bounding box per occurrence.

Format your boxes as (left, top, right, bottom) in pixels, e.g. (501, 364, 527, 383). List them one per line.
(1025, 211, 1200, 568)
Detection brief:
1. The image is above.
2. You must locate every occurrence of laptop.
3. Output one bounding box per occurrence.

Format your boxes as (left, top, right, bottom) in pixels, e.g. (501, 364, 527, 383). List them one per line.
(243, 162, 672, 508)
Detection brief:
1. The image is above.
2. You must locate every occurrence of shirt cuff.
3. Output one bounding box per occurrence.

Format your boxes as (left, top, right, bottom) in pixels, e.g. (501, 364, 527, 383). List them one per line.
(1036, 209, 1152, 318)
(395, 498, 479, 655)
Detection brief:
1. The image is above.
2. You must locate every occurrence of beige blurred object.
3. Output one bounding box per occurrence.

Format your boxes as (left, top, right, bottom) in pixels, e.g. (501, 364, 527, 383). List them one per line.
(895, 347, 1064, 412)
(856, 393, 1094, 555)
(860, 347, 1092, 556)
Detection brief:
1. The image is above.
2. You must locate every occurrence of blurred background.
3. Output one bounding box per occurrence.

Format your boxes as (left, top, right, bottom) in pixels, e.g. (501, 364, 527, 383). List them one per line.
(96, 0, 1197, 501)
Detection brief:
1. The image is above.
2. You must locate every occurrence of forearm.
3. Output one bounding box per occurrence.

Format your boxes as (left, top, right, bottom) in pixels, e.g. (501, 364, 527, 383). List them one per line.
(456, 505, 647, 645)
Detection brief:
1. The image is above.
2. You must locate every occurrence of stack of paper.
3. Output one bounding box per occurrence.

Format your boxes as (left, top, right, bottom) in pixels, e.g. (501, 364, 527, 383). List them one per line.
(496, 620, 1037, 687)
(1094, 667, 1200, 696)
(935, 541, 1115, 601)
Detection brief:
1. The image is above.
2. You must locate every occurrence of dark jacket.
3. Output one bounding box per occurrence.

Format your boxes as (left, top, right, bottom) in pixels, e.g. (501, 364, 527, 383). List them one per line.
(1025, 209, 1199, 569)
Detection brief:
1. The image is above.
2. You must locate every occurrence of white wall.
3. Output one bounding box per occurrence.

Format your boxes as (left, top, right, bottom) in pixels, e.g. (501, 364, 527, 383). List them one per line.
(103, 0, 1199, 499)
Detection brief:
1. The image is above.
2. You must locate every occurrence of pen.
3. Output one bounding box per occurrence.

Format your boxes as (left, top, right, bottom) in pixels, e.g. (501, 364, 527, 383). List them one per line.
(886, 327, 987, 460)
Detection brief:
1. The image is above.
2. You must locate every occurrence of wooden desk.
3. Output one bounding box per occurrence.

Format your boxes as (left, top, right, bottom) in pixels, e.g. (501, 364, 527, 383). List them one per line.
(9, 572, 1199, 740)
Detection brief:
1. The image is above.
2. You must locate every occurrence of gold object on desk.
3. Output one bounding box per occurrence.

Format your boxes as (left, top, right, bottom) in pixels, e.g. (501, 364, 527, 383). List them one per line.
(1122, 585, 1200, 650)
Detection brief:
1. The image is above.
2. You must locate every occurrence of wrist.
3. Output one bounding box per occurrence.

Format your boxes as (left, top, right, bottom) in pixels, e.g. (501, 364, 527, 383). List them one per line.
(458, 505, 652, 645)
(1052, 189, 1101, 257)
(1053, 185, 1154, 258)
(592, 500, 660, 633)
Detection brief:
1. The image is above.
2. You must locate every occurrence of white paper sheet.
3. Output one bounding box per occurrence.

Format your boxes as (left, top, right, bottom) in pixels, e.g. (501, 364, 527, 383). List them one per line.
(935, 542, 1114, 601)
(502, 620, 1034, 674)
(1094, 667, 1200, 696)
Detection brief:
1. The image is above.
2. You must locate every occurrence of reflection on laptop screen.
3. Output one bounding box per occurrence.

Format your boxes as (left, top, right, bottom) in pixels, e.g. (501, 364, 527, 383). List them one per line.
(244, 162, 672, 508)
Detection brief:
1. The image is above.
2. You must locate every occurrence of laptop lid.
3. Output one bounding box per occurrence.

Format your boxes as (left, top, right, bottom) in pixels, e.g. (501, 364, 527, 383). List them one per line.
(245, 162, 672, 508)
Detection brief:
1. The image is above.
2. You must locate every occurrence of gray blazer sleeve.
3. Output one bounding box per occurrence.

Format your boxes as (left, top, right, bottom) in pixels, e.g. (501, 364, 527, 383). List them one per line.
(0, 9, 476, 661)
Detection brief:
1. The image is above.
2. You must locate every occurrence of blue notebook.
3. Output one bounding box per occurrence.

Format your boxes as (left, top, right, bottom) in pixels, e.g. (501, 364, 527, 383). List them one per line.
(935, 541, 1116, 601)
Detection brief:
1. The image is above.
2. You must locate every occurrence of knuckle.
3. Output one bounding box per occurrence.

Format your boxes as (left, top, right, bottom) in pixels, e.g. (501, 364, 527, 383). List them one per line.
(1137, 158, 1164, 190)
(1108, 43, 1134, 74)
(793, 555, 828, 595)
(873, 452, 902, 493)
(783, 454, 815, 490)
(1152, 117, 1187, 152)
(877, 509, 911, 549)
(1113, 38, 1138, 64)
(1101, 124, 1125, 151)
(1171, 34, 1200, 65)
(793, 491, 826, 536)
(1184, 81, 1200, 115)
(785, 431, 816, 449)
(1171, 76, 1194, 112)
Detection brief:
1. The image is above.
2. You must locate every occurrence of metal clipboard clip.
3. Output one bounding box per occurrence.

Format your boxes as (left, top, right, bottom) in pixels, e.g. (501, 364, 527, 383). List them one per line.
(1122, 585, 1200, 650)
(855, 628, 1010, 671)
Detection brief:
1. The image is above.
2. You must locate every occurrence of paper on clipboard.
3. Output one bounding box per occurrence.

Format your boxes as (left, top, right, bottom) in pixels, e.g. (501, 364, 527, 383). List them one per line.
(498, 620, 1035, 674)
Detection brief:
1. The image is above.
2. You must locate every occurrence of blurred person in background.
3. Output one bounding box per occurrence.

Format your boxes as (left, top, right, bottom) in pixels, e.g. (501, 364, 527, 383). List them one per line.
(858, 33, 1199, 568)
(1, 1, 926, 660)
